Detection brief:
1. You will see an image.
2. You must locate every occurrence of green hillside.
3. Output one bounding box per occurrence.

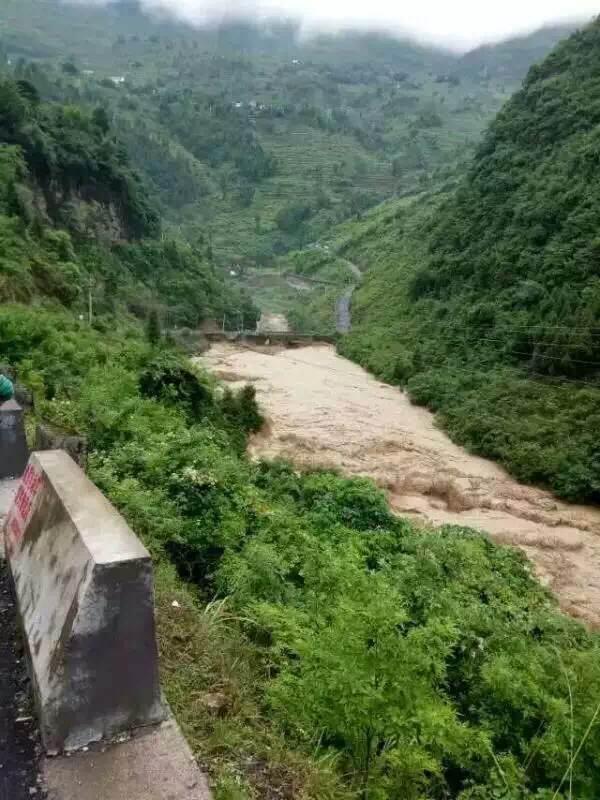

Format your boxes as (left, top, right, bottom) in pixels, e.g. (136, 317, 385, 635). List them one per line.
(0, 74, 257, 325)
(4, 15, 600, 800)
(309, 21, 600, 502)
(0, 0, 572, 263)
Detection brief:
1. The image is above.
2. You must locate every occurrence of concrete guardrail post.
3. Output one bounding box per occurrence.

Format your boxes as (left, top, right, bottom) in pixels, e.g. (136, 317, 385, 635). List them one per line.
(3, 450, 166, 752)
(0, 398, 29, 479)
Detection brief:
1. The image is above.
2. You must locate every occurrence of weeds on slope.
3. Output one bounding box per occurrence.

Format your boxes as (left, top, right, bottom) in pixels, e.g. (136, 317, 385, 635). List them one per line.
(4, 303, 600, 800)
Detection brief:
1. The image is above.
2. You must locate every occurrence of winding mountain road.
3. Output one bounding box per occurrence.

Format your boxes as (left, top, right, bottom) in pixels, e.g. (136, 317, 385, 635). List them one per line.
(335, 258, 362, 334)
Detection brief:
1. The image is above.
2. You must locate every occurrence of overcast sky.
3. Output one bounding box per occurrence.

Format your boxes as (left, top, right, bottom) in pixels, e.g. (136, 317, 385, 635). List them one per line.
(74, 0, 599, 51)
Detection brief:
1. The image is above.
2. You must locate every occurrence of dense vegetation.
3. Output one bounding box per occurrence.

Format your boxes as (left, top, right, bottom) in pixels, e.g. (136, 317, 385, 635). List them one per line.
(3, 9, 600, 800)
(413, 23, 600, 383)
(0, 74, 257, 325)
(3, 301, 600, 800)
(0, 0, 571, 263)
(278, 21, 600, 502)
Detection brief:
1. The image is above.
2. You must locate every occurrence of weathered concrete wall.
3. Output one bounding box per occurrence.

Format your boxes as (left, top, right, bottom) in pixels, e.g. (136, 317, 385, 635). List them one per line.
(4, 451, 166, 752)
(35, 423, 88, 469)
(0, 399, 29, 479)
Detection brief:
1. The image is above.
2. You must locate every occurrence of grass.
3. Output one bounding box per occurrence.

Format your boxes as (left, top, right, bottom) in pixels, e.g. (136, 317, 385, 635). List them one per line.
(7, 301, 600, 800)
(154, 555, 353, 800)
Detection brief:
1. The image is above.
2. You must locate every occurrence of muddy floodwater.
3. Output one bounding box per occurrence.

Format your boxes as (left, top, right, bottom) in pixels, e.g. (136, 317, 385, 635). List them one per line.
(199, 343, 600, 626)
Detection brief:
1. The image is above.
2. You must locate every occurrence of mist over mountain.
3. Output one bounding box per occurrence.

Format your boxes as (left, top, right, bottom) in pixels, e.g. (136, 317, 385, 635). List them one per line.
(0, 0, 580, 265)
(3, 7, 600, 800)
(60, 0, 596, 50)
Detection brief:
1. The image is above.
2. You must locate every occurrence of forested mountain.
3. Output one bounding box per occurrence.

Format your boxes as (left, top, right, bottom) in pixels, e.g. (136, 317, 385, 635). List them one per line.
(4, 11, 600, 800)
(287, 19, 600, 501)
(456, 25, 577, 82)
(0, 74, 257, 325)
(0, 0, 572, 263)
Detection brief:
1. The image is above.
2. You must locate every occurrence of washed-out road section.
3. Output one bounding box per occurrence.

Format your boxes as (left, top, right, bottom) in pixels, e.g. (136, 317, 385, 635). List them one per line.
(200, 343, 600, 627)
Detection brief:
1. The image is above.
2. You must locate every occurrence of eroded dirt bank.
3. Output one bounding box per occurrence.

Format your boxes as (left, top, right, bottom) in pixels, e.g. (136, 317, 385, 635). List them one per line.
(199, 343, 600, 626)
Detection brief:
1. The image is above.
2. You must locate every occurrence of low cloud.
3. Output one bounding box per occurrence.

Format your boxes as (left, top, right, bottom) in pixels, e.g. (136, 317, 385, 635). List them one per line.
(67, 0, 598, 51)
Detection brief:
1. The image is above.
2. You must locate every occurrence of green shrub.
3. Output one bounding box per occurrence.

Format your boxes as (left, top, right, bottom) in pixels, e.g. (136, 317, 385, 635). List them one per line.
(139, 354, 214, 419)
(6, 303, 600, 800)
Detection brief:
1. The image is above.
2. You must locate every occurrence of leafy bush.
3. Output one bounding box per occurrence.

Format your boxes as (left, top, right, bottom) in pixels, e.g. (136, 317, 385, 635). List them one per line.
(139, 354, 214, 419)
(218, 482, 600, 800)
(5, 302, 600, 799)
(222, 384, 264, 435)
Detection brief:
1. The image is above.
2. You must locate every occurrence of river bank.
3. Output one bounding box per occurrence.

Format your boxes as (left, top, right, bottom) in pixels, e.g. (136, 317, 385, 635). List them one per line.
(200, 342, 600, 627)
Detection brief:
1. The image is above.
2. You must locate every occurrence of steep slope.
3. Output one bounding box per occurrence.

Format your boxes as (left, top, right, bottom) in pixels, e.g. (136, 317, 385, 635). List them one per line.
(0, 0, 573, 263)
(339, 20, 600, 502)
(417, 22, 600, 379)
(273, 22, 600, 502)
(0, 76, 257, 325)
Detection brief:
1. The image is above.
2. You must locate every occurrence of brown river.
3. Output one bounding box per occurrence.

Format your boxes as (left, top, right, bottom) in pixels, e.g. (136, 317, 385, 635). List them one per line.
(199, 343, 600, 627)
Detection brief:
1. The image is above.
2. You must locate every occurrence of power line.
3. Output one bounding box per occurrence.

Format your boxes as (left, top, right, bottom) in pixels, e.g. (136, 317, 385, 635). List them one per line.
(479, 324, 600, 338)
(422, 334, 600, 368)
(445, 332, 600, 348)
(430, 361, 600, 390)
(231, 345, 600, 391)
(206, 345, 598, 466)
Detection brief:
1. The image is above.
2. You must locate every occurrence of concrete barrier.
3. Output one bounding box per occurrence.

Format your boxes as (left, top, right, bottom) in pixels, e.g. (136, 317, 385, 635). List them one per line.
(0, 399, 29, 479)
(3, 450, 166, 752)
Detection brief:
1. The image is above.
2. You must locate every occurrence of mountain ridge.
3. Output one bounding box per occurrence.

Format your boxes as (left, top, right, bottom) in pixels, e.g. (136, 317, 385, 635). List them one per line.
(0, 1, 576, 262)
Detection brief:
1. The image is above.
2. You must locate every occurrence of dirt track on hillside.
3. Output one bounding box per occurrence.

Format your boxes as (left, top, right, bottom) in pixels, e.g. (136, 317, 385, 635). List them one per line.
(199, 343, 600, 627)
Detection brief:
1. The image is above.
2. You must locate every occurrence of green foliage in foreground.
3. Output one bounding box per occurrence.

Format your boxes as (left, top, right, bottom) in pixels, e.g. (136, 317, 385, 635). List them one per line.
(5, 302, 600, 799)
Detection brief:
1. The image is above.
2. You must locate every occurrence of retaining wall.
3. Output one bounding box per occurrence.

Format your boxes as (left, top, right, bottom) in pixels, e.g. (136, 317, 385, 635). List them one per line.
(3, 450, 166, 751)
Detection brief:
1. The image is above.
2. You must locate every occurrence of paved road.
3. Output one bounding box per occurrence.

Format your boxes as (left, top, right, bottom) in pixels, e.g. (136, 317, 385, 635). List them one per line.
(335, 259, 362, 334)
(0, 479, 46, 800)
(0, 561, 46, 800)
